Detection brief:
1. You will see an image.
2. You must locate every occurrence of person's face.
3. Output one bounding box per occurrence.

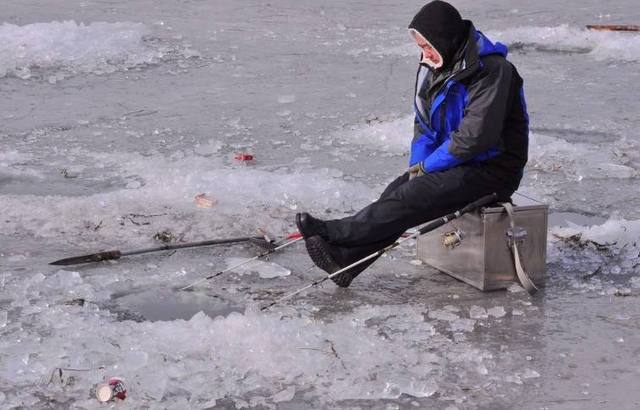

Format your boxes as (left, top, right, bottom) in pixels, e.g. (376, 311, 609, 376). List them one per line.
(416, 40, 442, 66)
(409, 29, 443, 69)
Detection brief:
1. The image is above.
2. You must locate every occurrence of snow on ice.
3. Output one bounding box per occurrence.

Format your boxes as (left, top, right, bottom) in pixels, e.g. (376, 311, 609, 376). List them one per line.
(225, 258, 291, 279)
(370, 24, 640, 63)
(487, 24, 640, 62)
(0, 20, 199, 81)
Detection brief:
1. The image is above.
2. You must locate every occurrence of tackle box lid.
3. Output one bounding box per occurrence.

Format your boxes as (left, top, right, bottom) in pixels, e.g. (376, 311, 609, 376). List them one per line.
(481, 192, 548, 214)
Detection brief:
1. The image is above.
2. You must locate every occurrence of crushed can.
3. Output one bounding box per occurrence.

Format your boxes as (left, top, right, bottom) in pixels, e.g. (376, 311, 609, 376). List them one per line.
(95, 377, 127, 402)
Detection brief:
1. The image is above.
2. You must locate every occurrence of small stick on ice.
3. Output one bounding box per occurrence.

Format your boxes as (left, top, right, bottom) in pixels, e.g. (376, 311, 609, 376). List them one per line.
(586, 24, 640, 32)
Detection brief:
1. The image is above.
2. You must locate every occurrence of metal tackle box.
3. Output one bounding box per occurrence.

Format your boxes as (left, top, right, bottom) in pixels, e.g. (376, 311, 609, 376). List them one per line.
(416, 197, 548, 291)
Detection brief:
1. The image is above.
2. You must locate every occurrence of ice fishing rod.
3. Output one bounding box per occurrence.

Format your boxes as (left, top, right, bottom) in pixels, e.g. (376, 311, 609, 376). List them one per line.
(50, 231, 277, 266)
(261, 192, 499, 311)
(178, 233, 303, 291)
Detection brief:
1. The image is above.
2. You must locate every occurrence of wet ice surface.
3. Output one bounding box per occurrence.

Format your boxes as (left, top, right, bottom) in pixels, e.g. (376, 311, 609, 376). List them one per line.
(1, 0, 640, 409)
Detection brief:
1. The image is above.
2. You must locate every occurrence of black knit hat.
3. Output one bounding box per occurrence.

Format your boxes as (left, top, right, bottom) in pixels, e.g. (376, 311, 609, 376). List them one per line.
(408, 1, 468, 67)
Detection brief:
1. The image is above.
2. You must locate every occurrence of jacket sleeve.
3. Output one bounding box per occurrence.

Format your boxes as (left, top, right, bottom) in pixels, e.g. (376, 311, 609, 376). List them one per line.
(409, 118, 439, 166)
(422, 57, 513, 173)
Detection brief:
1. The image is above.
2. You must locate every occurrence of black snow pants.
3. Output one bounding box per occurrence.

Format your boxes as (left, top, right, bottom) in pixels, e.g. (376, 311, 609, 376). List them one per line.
(321, 163, 521, 266)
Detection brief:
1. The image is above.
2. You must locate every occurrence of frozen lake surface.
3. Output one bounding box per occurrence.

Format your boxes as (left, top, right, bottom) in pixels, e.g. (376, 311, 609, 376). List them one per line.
(1, 0, 639, 408)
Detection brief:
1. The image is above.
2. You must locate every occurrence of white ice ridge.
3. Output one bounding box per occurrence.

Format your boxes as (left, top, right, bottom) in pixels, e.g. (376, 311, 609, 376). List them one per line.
(487, 24, 640, 62)
(0, 21, 159, 79)
(338, 115, 413, 153)
(551, 217, 640, 248)
(338, 119, 639, 182)
(0, 297, 493, 407)
(369, 25, 640, 63)
(1, 151, 376, 240)
(528, 132, 638, 180)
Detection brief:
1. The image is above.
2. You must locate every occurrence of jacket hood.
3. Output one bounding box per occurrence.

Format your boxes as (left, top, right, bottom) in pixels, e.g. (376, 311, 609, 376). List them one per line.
(445, 22, 508, 78)
(475, 29, 508, 58)
(408, 1, 467, 67)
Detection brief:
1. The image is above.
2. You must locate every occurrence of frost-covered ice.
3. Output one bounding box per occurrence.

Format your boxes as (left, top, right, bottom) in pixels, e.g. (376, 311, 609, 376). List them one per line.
(487, 306, 507, 318)
(469, 306, 488, 320)
(2, 154, 376, 244)
(0, 294, 499, 407)
(373, 24, 640, 63)
(0, 21, 199, 81)
(552, 217, 640, 248)
(338, 115, 413, 154)
(487, 25, 640, 62)
(225, 258, 291, 279)
(2, 0, 640, 408)
(428, 309, 460, 322)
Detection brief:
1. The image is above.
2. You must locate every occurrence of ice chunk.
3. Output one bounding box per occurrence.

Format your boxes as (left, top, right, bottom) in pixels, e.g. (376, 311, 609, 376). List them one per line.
(487, 306, 506, 318)
(405, 379, 438, 398)
(138, 370, 168, 401)
(270, 386, 295, 403)
(0, 21, 158, 79)
(338, 115, 412, 153)
(469, 306, 488, 319)
(48, 270, 83, 288)
(367, 23, 640, 64)
(28, 273, 46, 285)
(7, 254, 27, 262)
(226, 258, 291, 279)
(506, 374, 523, 385)
(194, 139, 223, 156)
(428, 309, 459, 322)
(383, 383, 401, 399)
(507, 283, 525, 293)
(0, 310, 7, 328)
(486, 24, 640, 63)
(451, 318, 476, 333)
(522, 369, 540, 379)
(2, 163, 376, 241)
(126, 180, 142, 189)
(595, 163, 637, 179)
(552, 217, 640, 248)
(124, 349, 149, 370)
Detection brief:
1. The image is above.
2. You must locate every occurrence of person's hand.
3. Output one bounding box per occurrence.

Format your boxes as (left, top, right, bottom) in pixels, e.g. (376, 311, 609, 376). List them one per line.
(408, 163, 425, 180)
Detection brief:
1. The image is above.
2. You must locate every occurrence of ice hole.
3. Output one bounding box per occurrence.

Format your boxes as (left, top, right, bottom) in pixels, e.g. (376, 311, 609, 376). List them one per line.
(108, 289, 243, 322)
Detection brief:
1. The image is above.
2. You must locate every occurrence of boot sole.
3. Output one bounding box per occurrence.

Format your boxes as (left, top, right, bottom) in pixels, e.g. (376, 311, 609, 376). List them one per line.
(305, 236, 358, 288)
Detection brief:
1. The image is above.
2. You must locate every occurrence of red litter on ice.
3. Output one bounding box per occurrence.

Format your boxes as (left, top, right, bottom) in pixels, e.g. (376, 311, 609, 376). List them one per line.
(234, 153, 254, 161)
(95, 377, 127, 402)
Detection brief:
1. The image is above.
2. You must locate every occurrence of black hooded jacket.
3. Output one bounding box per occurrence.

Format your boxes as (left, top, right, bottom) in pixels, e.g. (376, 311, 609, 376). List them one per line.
(409, 19, 529, 184)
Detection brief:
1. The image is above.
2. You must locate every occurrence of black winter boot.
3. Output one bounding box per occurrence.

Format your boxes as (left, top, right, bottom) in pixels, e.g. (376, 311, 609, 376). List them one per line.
(296, 213, 327, 240)
(304, 236, 375, 288)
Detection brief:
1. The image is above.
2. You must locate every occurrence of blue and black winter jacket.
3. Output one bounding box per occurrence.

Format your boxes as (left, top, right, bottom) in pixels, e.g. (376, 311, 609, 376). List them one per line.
(410, 22, 529, 175)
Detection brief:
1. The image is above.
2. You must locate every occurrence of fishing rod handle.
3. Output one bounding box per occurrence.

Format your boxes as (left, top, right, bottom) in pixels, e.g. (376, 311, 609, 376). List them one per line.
(459, 192, 498, 214)
(416, 193, 498, 236)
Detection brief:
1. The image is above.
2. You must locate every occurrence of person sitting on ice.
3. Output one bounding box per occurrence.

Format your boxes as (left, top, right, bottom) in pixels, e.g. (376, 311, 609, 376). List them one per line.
(296, 0, 529, 287)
